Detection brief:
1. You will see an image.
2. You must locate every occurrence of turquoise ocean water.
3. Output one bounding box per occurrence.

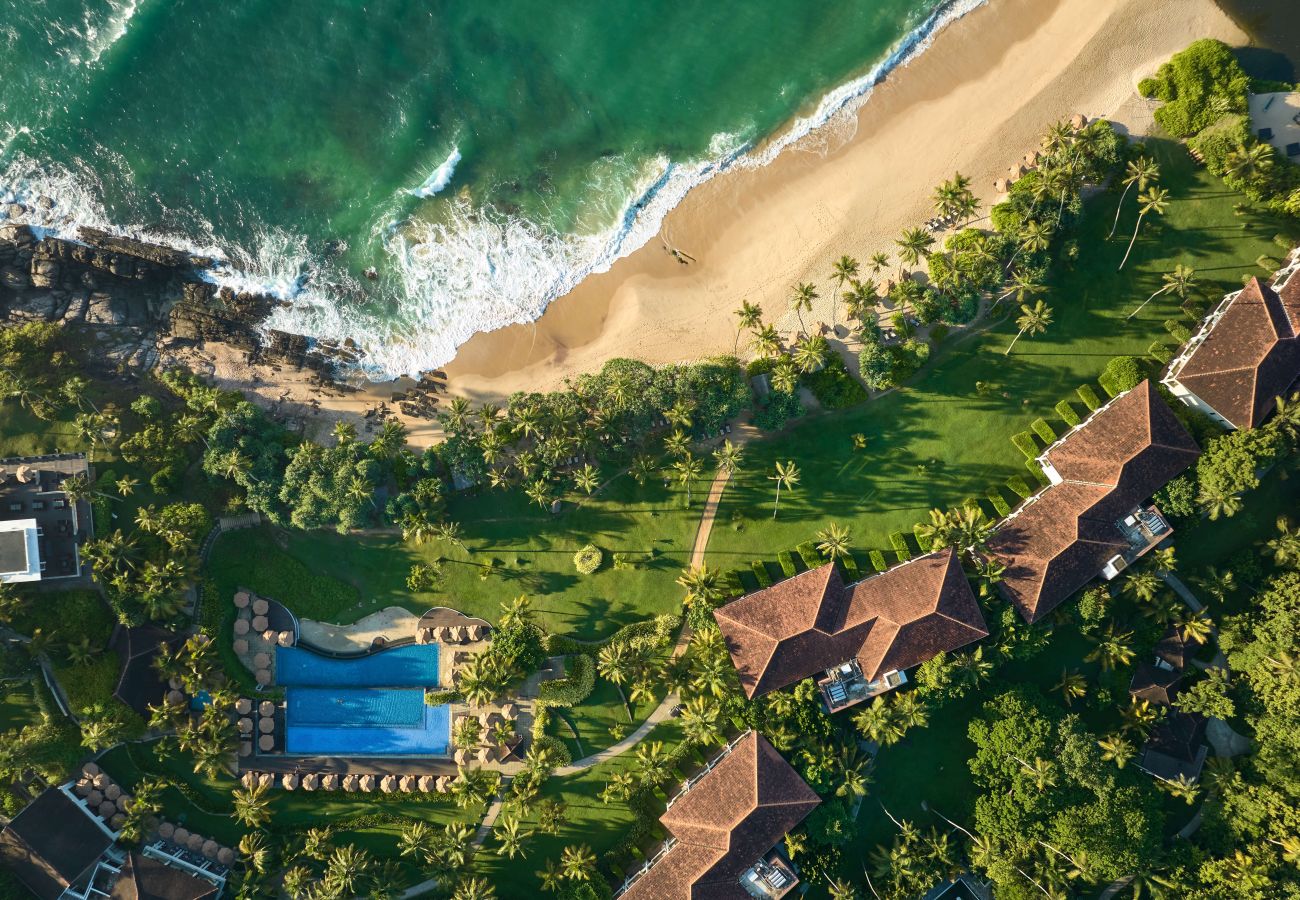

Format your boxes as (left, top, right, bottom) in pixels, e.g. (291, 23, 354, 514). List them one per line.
(0, 0, 981, 377)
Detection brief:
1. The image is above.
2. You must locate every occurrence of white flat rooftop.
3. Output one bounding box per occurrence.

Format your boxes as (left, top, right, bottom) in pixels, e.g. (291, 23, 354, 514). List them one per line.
(0, 518, 40, 583)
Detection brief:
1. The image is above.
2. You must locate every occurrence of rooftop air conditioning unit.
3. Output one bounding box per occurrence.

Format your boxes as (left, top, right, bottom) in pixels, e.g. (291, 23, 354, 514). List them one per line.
(1101, 554, 1127, 580)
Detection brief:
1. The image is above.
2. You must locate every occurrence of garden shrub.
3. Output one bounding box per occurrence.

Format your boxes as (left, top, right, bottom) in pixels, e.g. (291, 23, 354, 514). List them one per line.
(1055, 400, 1080, 428)
(895, 550, 910, 564)
(1148, 341, 1173, 365)
(528, 735, 572, 767)
(858, 340, 895, 392)
(1006, 475, 1033, 499)
(1164, 319, 1192, 344)
(573, 544, 603, 574)
(796, 541, 821, 570)
(1076, 383, 1102, 411)
(1153, 473, 1198, 522)
(986, 488, 1011, 517)
(1143, 39, 1249, 137)
(751, 560, 773, 588)
(776, 551, 798, 579)
(753, 389, 804, 431)
(425, 689, 461, 706)
(840, 554, 860, 581)
(1030, 418, 1057, 444)
(869, 550, 888, 572)
(1026, 458, 1049, 484)
(536, 654, 595, 708)
(721, 570, 745, 598)
(888, 532, 911, 560)
(1099, 355, 1142, 397)
(889, 339, 930, 383)
(800, 354, 868, 409)
(1011, 431, 1039, 458)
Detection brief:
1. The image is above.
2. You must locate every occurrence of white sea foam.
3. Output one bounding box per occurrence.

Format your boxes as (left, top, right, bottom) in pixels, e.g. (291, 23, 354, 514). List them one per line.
(74, 0, 143, 67)
(408, 146, 461, 199)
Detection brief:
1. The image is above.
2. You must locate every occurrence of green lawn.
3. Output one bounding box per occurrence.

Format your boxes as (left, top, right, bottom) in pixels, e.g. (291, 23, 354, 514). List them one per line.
(548, 676, 667, 761)
(707, 139, 1295, 564)
(208, 466, 701, 641)
(0, 677, 42, 731)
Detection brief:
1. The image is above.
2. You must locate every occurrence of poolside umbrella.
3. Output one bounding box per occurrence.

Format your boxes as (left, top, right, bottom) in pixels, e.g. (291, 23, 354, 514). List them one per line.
(281, 774, 299, 790)
(399, 775, 416, 792)
(75, 779, 92, 797)
(259, 717, 275, 734)
(418, 775, 435, 793)
(454, 626, 469, 643)
(1024, 149, 1042, 166)
(252, 598, 269, 616)
(87, 790, 104, 808)
(233, 591, 250, 609)
(434, 626, 451, 642)
(234, 618, 250, 636)
(322, 773, 340, 791)
(259, 701, 276, 717)
(343, 774, 360, 792)
(484, 711, 504, 730)
(93, 773, 110, 790)
(217, 847, 235, 866)
(187, 834, 204, 852)
(500, 702, 517, 720)
(82, 762, 100, 777)
(118, 793, 134, 812)
(360, 775, 377, 792)
(251, 615, 268, 632)
(233, 639, 249, 655)
(476, 746, 492, 764)
(238, 717, 253, 734)
(255, 668, 271, 686)
(239, 741, 252, 758)
(263, 629, 277, 642)
(258, 735, 274, 752)
(258, 773, 275, 789)
(253, 652, 271, 670)
(380, 774, 398, 793)
(202, 840, 219, 860)
(1070, 112, 1088, 129)
(235, 698, 252, 715)
(172, 827, 190, 845)
(241, 772, 258, 789)
(302, 773, 319, 791)
(435, 775, 451, 793)
(158, 822, 175, 840)
(278, 631, 295, 647)
(98, 800, 116, 818)
(104, 784, 121, 801)
(110, 813, 126, 831)
(453, 748, 469, 767)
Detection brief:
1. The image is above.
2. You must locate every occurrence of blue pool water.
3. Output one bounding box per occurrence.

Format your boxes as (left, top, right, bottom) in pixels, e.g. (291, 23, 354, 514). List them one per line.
(275, 644, 441, 687)
(277, 644, 450, 755)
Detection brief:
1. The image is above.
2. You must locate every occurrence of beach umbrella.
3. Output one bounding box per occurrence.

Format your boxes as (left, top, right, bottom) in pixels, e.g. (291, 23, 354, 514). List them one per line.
(259, 700, 276, 717)
(484, 712, 504, 729)
(98, 800, 116, 818)
(241, 771, 258, 789)
(360, 775, 377, 792)
(233, 618, 249, 636)
(187, 834, 204, 852)
(252, 598, 269, 616)
(380, 774, 398, 793)
(218, 847, 235, 866)
(117, 793, 133, 812)
(233, 639, 249, 655)
(104, 784, 121, 801)
(399, 775, 416, 793)
(453, 748, 469, 767)
(455, 625, 470, 643)
(238, 717, 253, 734)
(1024, 150, 1042, 166)
(343, 774, 360, 792)
(322, 773, 340, 791)
(500, 702, 517, 720)
(258, 773, 275, 789)
(233, 591, 250, 609)
(235, 698, 252, 716)
(239, 741, 252, 758)
(259, 717, 275, 734)
(158, 822, 175, 840)
(172, 827, 190, 845)
(110, 813, 126, 831)
(476, 746, 493, 764)
(282, 774, 299, 790)
(253, 652, 271, 669)
(255, 668, 271, 686)
(262, 629, 277, 641)
(82, 762, 100, 777)
(93, 773, 110, 790)
(168, 677, 183, 691)
(434, 626, 450, 642)
(202, 840, 219, 860)
(993, 178, 1009, 193)
(278, 631, 295, 647)
(1008, 163, 1028, 179)
(258, 735, 274, 752)
(418, 775, 435, 793)
(251, 615, 268, 632)
(302, 773, 319, 791)
(435, 775, 451, 794)
(75, 779, 92, 797)
(1070, 112, 1088, 129)
(87, 789, 103, 807)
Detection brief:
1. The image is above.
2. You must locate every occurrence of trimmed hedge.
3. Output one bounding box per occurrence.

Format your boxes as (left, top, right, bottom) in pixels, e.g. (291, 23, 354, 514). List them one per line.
(1026, 458, 1049, 484)
(895, 550, 910, 564)
(776, 550, 798, 579)
(545, 613, 680, 656)
(841, 554, 861, 581)
(1031, 418, 1057, 444)
(1148, 341, 1174, 365)
(796, 541, 821, 569)
(888, 531, 911, 559)
(1006, 475, 1033, 499)
(1099, 355, 1142, 397)
(722, 570, 745, 598)
(751, 560, 773, 588)
(528, 734, 572, 767)
(573, 544, 603, 574)
(1055, 400, 1081, 428)
(536, 654, 595, 708)
(1164, 319, 1192, 344)
(1076, 383, 1103, 411)
(869, 550, 888, 572)
(1012, 431, 1039, 458)
(986, 488, 1012, 517)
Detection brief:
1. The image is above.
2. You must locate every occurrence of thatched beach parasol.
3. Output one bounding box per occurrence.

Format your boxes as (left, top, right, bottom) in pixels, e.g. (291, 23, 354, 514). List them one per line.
(238, 718, 253, 734)
(322, 773, 340, 791)
(110, 813, 126, 831)
(252, 598, 269, 616)
(158, 822, 175, 840)
(172, 827, 190, 845)
(476, 746, 493, 764)
(104, 784, 121, 801)
(435, 775, 451, 793)
(380, 774, 398, 793)
(258, 717, 274, 734)
(98, 801, 116, 818)
(253, 652, 271, 670)
(202, 840, 219, 860)
(235, 698, 252, 716)
(500, 702, 517, 720)
(87, 790, 103, 808)
(453, 748, 469, 767)
(75, 779, 92, 797)
(1070, 113, 1088, 129)
(82, 762, 100, 778)
(360, 774, 377, 792)
(278, 631, 295, 647)
(93, 773, 110, 790)
(233, 591, 250, 609)
(343, 774, 360, 792)
(258, 735, 274, 752)
(258, 773, 275, 789)
(399, 775, 416, 792)
(241, 771, 258, 789)
(233, 618, 249, 636)
(302, 773, 319, 791)
(259, 700, 276, 717)
(239, 741, 252, 757)
(233, 639, 249, 655)
(281, 774, 299, 790)
(251, 615, 268, 632)
(255, 668, 271, 685)
(218, 847, 235, 866)
(418, 775, 435, 793)
(187, 834, 204, 852)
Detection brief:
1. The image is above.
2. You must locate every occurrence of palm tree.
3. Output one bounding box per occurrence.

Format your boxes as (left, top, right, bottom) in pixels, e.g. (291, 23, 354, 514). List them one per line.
(1269, 391, 1300, 441)
(1109, 155, 1160, 238)
(1054, 669, 1088, 706)
(789, 283, 818, 333)
(1086, 623, 1136, 671)
(560, 845, 596, 882)
(769, 460, 800, 519)
(827, 878, 859, 900)
(1118, 185, 1170, 270)
(1008, 219, 1052, 270)
(771, 359, 799, 395)
(852, 695, 906, 746)
(1194, 566, 1236, 603)
(524, 479, 552, 511)
(792, 334, 829, 374)
(114, 474, 139, 498)
(1128, 264, 1197, 320)
(993, 267, 1044, 308)
(830, 256, 859, 322)
(733, 300, 763, 356)
(895, 227, 935, 277)
(1198, 485, 1242, 521)
(493, 814, 531, 860)
(434, 520, 467, 552)
(1121, 698, 1162, 736)
(1016, 756, 1057, 791)
(1266, 516, 1300, 567)
(572, 464, 599, 495)
(869, 251, 891, 277)
(1225, 141, 1274, 184)
(399, 821, 436, 863)
(1174, 608, 1214, 645)
(1160, 773, 1200, 805)
(750, 324, 782, 359)
(232, 782, 272, 828)
(713, 439, 743, 476)
(629, 454, 657, 486)
(451, 876, 496, 900)
(1004, 300, 1054, 355)
(536, 859, 565, 894)
(600, 770, 637, 805)
(677, 565, 722, 610)
(1098, 733, 1137, 769)
(672, 452, 704, 506)
(680, 697, 723, 747)
(816, 523, 852, 564)
(1125, 569, 1162, 604)
(953, 647, 993, 689)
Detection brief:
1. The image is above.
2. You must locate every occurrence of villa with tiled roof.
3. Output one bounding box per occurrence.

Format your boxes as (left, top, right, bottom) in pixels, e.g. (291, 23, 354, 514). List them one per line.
(986, 380, 1200, 623)
(1162, 253, 1300, 430)
(617, 731, 820, 900)
(714, 548, 988, 712)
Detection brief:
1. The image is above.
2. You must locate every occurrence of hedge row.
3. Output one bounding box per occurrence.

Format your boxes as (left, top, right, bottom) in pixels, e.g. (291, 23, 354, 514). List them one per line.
(776, 550, 797, 578)
(546, 614, 680, 657)
(1077, 383, 1102, 411)
(888, 531, 911, 559)
(986, 488, 1012, 517)
(751, 560, 773, 588)
(869, 550, 888, 572)
(1006, 475, 1033, 499)
(1148, 341, 1173, 365)
(796, 541, 821, 569)
(1031, 418, 1057, 444)
(1099, 355, 1142, 398)
(1164, 318, 1192, 344)
(1055, 400, 1081, 428)
(536, 654, 595, 708)
(842, 554, 861, 581)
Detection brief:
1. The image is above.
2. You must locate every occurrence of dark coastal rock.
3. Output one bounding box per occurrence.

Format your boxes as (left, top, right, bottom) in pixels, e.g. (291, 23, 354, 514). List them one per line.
(0, 267, 27, 292)
(84, 292, 127, 326)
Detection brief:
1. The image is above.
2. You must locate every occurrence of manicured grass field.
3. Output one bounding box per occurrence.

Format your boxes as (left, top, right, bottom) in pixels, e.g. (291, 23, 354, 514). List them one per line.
(707, 139, 1294, 565)
(0, 677, 42, 732)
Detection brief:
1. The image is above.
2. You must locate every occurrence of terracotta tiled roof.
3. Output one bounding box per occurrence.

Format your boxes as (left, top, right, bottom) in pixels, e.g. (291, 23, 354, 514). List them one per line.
(620, 732, 820, 900)
(987, 382, 1199, 623)
(713, 549, 988, 699)
(0, 788, 113, 900)
(1170, 276, 1300, 429)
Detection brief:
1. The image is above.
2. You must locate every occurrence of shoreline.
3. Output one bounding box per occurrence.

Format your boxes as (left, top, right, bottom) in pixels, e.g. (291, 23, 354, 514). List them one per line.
(194, 0, 1247, 449)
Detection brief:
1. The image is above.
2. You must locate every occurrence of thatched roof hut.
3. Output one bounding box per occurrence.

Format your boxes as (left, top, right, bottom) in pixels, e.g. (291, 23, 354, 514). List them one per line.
(343, 774, 360, 792)
(258, 735, 274, 752)
(233, 618, 249, 636)
(259, 700, 276, 717)
(302, 773, 319, 791)
(322, 773, 340, 791)
(252, 598, 269, 616)
(233, 592, 250, 609)
(281, 774, 299, 790)
(251, 615, 268, 632)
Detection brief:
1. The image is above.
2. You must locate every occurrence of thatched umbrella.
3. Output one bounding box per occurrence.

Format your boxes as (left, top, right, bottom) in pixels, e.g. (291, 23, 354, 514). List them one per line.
(399, 775, 416, 793)
(98, 800, 116, 818)
(343, 774, 360, 792)
(259, 717, 275, 734)
(241, 771, 258, 789)
(262, 629, 277, 642)
(93, 773, 110, 790)
(117, 793, 134, 812)
(172, 827, 190, 846)
(476, 746, 493, 764)
(87, 790, 104, 807)
(380, 774, 398, 793)
(104, 784, 121, 801)
(233, 591, 250, 609)
(435, 775, 451, 793)
(500, 702, 517, 720)
(360, 774, 377, 792)
(235, 698, 253, 716)
(471, 624, 488, 641)
(258, 735, 274, 752)
(233, 639, 249, 655)
(238, 717, 254, 734)
(453, 748, 469, 767)
(322, 773, 340, 791)
(282, 774, 299, 790)
(217, 847, 235, 866)
(75, 779, 92, 797)
(1024, 149, 1042, 166)
(278, 631, 295, 648)
(158, 822, 175, 840)
(239, 741, 252, 758)
(993, 177, 1009, 193)
(418, 775, 435, 793)
(259, 700, 276, 717)
(302, 773, 319, 791)
(255, 668, 271, 686)
(1070, 112, 1088, 130)
(434, 625, 450, 642)
(233, 618, 250, 636)
(82, 762, 100, 777)
(258, 773, 275, 789)
(484, 712, 504, 730)
(253, 652, 271, 670)
(187, 834, 204, 852)
(252, 598, 269, 616)
(202, 840, 219, 860)
(168, 677, 183, 691)
(251, 615, 268, 632)
(454, 625, 470, 643)
(110, 813, 126, 831)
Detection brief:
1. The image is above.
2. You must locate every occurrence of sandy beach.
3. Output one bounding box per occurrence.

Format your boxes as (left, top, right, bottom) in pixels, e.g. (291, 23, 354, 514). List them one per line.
(189, 0, 1246, 448)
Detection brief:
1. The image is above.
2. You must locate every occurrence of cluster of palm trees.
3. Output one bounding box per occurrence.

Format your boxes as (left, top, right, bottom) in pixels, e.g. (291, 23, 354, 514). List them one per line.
(1196, 392, 1300, 521)
(453, 596, 545, 707)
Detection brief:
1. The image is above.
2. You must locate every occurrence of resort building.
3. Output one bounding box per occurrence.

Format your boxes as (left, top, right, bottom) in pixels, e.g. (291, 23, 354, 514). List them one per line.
(616, 731, 820, 900)
(109, 624, 186, 717)
(0, 454, 93, 585)
(985, 381, 1200, 623)
(713, 548, 988, 712)
(1161, 257, 1300, 430)
(1137, 710, 1210, 784)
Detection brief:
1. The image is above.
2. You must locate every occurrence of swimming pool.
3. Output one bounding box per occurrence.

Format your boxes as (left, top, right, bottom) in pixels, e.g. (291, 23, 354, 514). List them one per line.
(277, 644, 450, 756)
